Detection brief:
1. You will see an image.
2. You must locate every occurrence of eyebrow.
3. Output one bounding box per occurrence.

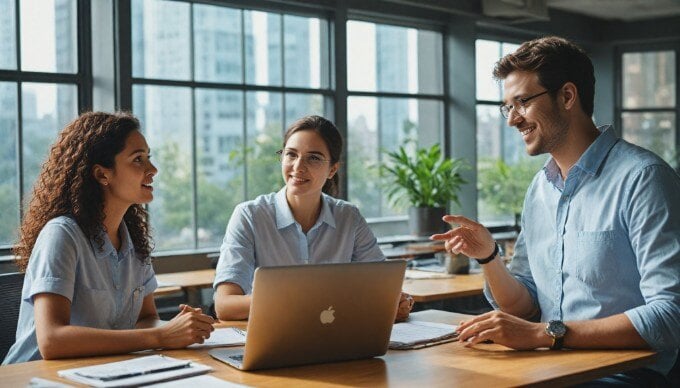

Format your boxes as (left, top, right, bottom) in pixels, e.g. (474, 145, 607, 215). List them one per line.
(284, 147, 325, 156)
(128, 148, 150, 156)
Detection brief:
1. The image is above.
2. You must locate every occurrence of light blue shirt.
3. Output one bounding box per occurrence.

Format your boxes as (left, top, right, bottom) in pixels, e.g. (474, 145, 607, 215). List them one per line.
(213, 188, 385, 294)
(3, 216, 157, 364)
(485, 126, 680, 374)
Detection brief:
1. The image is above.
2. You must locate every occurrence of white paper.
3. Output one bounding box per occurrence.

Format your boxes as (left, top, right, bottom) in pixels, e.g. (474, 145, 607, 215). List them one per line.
(58, 355, 212, 388)
(188, 327, 246, 348)
(142, 374, 249, 387)
(390, 321, 458, 348)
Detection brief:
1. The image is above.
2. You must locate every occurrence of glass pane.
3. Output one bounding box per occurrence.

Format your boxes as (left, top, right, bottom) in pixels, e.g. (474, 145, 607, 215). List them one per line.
(284, 93, 324, 126)
(132, 0, 191, 80)
(347, 21, 443, 94)
(245, 91, 282, 199)
(20, 0, 77, 73)
(0, 0, 17, 70)
(476, 105, 544, 224)
(348, 96, 443, 218)
(193, 4, 242, 83)
(195, 89, 243, 248)
(244, 11, 281, 86)
(133, 85, 193, 251)
(476, 40, 501, 101)
(622, 112, 676, 163)
(0, 82, 19, 246)
(622, 51, 676, 109)
(283, 15, 327, 88)
(21, 83, 77, 197)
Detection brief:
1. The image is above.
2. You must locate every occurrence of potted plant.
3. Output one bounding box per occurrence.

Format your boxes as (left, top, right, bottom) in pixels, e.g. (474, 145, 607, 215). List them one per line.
(381, 143, 468, 236)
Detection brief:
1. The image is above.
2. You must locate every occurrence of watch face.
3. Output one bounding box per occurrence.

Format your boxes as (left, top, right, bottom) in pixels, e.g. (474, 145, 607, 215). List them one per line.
(547, 320, 567, 337)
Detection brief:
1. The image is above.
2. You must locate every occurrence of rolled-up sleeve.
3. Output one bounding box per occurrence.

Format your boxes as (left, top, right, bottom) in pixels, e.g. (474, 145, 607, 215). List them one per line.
(213, 204, 257, 295)
(26, 222, 80, 303)
(351, 208, 385, 262)
(623, 164, 680, 351)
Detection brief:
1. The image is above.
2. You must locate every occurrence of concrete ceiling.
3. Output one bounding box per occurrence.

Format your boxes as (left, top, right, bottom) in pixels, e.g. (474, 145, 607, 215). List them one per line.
(547, 0, 680, 21)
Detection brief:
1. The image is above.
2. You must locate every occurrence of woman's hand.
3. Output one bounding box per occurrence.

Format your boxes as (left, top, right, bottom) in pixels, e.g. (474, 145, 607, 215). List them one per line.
(395, 292, 414, 322)
(155, 304, 215, 349)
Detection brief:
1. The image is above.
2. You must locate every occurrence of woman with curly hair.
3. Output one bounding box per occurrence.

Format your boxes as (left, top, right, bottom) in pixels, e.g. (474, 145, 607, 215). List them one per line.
(3, 111, 214, 364)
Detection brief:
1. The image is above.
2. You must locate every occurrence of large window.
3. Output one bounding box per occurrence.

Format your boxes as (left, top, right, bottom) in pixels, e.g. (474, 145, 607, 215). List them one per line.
(475, 39, 544, 224)
(620, 50, 677, 167)
(346, 21, 444, 218)
(131, 0, 331, 251)
(0, 0, 83, 248)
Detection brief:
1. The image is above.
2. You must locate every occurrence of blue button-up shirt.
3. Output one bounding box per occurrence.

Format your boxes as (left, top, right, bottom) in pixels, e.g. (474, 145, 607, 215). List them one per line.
(3, 216, 157, 364)
(485, 126, 680, 374)
(213, 188, 385, 294)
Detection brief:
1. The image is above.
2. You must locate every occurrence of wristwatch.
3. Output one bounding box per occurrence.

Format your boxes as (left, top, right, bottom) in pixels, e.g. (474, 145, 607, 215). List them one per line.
(475, 242, 499, 265)
(545, 320, 567, 350)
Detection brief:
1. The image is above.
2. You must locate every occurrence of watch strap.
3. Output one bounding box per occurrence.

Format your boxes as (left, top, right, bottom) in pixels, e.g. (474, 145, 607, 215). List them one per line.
(551, 336, 565, 350)
(475, 242, 499, 265)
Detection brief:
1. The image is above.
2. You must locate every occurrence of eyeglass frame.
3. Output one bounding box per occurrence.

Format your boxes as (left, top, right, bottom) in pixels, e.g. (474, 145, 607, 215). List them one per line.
(499, 89, 551, 119)
(276, 149, 332, 168)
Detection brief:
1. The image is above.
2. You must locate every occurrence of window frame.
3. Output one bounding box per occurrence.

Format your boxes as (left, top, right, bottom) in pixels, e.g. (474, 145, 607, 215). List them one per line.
(0, 0, 92, 252)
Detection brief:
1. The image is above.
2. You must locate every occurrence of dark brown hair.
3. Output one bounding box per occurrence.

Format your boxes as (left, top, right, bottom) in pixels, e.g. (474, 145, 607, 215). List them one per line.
(282, 115, 342, 197)
(493, 36, 595, 117)
(14, 111, 153, 271)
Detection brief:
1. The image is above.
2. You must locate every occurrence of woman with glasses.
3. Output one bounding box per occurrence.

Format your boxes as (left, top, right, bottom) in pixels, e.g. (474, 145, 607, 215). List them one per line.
(213, 115, 413, 321)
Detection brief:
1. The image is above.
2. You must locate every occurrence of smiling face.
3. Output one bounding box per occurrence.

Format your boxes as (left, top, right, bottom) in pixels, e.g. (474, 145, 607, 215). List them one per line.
(282, 129, 339, 200)
(96, 130, 157, 210)
(503, 71, 569, 156)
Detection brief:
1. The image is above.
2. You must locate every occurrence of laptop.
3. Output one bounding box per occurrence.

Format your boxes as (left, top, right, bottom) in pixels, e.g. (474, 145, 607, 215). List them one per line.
(209, 260, 406, 371)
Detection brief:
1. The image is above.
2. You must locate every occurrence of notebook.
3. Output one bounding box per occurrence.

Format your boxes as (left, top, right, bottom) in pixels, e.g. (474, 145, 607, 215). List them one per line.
(210, 260, 406, 371)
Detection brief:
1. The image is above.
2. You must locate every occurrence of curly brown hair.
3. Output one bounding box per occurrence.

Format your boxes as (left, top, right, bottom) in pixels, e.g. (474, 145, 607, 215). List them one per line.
(14, 111, 153, 272)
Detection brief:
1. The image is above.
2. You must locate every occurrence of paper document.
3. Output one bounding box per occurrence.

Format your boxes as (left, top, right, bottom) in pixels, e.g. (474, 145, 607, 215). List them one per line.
(57, 355, 212, 387)
(143, 374, 249, 387)
(188, 327, 246, 348)
(389, 321, 458, 350)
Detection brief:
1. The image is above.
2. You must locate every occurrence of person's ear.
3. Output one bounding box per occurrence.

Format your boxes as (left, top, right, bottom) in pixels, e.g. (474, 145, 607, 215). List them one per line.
(561, 82, 578, 111)
(328, 162, 339, 179)
(92, 165, 110, 187)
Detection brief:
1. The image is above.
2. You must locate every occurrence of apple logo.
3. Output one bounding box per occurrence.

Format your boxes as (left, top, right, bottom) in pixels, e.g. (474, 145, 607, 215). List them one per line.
(320, 306, 335, 324)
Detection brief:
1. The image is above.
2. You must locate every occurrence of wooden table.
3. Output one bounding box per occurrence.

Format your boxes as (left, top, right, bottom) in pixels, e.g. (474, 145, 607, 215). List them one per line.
(155, 269, 486, 305)
(402, 273, 485, 303)
(0, 310, 657, 387)
(155, 269, 215, 305)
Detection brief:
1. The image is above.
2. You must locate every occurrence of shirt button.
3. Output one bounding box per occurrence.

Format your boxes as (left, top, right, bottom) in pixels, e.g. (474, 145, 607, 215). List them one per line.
(114, 284, 119, 290)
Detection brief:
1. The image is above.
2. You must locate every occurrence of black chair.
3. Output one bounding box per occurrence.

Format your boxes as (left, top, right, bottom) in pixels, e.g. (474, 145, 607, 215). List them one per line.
(0, 272, 25, 361)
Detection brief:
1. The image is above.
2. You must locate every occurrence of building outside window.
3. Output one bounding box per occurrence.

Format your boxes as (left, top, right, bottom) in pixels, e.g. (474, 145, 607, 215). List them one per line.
(131, 0, 331, 251)
(620, 50, 677, 168)
(475, 39, 545, 225)
(346, 20, 444, 219)
(0, 0, 82, 248)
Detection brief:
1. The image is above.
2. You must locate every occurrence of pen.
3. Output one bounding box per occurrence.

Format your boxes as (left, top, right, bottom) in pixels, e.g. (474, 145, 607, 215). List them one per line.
(76, 361, 192, 381)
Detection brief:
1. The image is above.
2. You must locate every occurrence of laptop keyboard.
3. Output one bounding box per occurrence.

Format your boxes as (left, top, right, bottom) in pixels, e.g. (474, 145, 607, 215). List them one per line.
(229, 354, 244, 362)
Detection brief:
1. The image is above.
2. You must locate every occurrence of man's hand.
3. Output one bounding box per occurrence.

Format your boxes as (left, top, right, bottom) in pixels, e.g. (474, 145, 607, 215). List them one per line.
(456, 310, 550, 350)
(430, 215, 496, 259)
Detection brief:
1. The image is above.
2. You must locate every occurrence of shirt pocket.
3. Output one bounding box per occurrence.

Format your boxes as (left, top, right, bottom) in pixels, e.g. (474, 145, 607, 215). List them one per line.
(72, 287, 115, 328)
(123, 285, 146, 329)
(573, 230, 622, 285)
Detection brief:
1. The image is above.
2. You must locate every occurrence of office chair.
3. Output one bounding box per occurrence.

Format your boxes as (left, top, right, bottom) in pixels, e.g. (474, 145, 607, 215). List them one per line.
(0, 272, 25, 361)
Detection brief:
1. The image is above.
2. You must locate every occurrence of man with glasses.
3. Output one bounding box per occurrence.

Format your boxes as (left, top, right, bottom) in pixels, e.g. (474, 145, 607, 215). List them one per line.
(433, 36, 679, 385)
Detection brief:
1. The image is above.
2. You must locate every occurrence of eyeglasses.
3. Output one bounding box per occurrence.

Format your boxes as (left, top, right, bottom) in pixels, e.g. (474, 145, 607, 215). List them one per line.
(499, 90, 550, 119)
(277, 150, 330, 168)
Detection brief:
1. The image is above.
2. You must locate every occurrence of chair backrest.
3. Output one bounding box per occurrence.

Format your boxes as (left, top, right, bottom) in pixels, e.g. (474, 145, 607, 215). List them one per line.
(0, 272, 25, 361)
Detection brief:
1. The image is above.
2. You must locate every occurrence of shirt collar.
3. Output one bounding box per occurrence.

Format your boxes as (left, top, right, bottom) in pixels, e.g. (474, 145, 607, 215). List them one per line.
(274, 188, 336, 230)
(543, 125, 618, 185)
(92, 220, 134, 260)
